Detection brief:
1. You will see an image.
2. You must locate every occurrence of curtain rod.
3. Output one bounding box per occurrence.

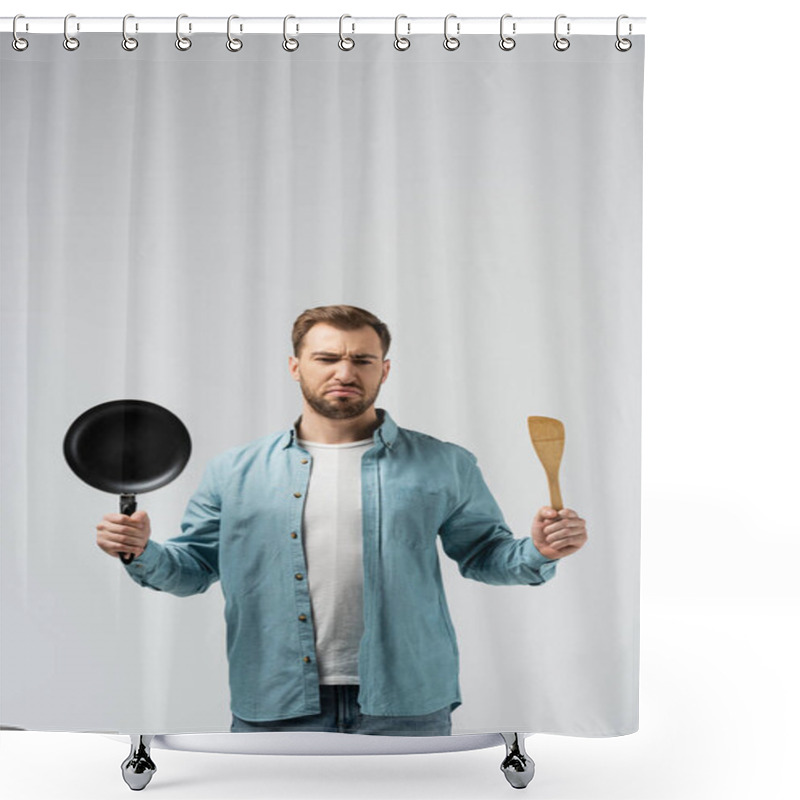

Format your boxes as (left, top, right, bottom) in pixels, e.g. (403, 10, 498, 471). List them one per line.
(1, 16, 646, 36)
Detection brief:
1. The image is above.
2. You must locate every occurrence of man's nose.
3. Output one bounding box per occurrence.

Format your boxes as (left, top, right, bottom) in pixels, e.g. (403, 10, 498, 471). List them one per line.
(334, 359, 357, 381)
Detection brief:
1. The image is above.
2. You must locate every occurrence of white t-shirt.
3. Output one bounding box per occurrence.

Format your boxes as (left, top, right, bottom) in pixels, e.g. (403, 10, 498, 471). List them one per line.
(298, 437, 373, 685)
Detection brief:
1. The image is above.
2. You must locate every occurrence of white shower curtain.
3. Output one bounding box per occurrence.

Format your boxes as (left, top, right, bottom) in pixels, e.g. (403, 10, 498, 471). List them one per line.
(1, 28, 644, 736)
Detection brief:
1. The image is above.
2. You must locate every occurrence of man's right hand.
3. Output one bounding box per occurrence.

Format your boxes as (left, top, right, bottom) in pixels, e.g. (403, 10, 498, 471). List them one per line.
(96, 511, 151, 560)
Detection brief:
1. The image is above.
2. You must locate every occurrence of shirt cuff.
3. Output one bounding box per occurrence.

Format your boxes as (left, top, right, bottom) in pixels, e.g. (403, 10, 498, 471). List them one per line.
(124, 539, 163, 575)
(522, 537, 558, 583)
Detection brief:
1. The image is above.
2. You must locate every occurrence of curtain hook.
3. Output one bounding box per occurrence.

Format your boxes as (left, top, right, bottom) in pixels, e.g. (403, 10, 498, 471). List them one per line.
(12, 14, 29, 52)
(282, 15, 299, 51)
(63, 13, 80, 51)
(553, 14, 570, 51)
(339, 14, 355, 51)
(394, 14, 410, 51)
(615, 15, 632, 51)
(499, 13, 516, 51)
(443, 13, 460, 51)
(175, 14, 192, 51)
(122, 14, 139, 51)
(226, 15, 243, 52)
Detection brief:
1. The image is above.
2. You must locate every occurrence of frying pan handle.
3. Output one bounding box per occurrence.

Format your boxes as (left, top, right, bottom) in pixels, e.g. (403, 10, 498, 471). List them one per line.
(119, 493, 137, 565)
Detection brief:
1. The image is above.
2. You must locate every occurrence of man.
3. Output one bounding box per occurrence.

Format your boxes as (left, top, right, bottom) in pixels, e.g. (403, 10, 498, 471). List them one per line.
(96, 305, 588, 736)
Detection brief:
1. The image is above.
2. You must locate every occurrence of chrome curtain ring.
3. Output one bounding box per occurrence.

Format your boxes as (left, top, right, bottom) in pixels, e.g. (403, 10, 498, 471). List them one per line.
(394, 14, 410, 51)
(282, 15, 299, 51)
(338, 14, 355, 51)
(499, 14, 516, 51)
(122, 14, 138, 51)
(553, 14, 570, 51)
(226, 15, 243, 51)
(615, 15, 632, 51)
(12, 14, 29, 51)
(63, 13, 80, 51)
(443, 14, 460, 51)
(175, 14, 192, 51)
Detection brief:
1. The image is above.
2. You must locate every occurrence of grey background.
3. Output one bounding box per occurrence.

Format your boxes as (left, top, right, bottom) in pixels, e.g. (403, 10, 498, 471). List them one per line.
(1, 32, 643, 735)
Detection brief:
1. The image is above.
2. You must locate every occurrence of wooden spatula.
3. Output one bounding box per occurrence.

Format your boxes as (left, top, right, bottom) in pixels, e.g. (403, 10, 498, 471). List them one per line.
(527, 416, 565, 511)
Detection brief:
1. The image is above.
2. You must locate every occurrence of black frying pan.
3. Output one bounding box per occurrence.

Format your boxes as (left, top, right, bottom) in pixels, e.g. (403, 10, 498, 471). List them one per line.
(64, 399, 191, 564)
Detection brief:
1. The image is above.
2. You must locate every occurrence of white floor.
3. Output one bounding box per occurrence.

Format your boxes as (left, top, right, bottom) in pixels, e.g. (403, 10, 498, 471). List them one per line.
(3, 598, 797, 800)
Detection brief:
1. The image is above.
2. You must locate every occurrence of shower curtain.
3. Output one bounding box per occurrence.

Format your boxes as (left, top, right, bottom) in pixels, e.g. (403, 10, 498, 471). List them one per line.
(1, 26, 644, 738)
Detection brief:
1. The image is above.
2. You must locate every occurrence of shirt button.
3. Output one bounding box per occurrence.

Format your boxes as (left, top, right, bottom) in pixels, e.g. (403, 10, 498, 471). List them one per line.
(300, 458, 309, 464)
(293, 492, 302, 498)
(295, 573, 304, 580)
(303, 656, 312, 664)
(298, 614, 307, 622)
(290, 532, 298, 539)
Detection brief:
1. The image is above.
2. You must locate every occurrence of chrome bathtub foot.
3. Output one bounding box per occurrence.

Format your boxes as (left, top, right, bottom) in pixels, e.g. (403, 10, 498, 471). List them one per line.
(121, 734, 156, 791)
(500, 732, 535, 789)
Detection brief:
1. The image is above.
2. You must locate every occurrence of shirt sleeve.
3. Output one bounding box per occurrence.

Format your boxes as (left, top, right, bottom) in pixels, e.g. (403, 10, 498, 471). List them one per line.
(123, 458, 222, 596)
(438, 454, 558, 586)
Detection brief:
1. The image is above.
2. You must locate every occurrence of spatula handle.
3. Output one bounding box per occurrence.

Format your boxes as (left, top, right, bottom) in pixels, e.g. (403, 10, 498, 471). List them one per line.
(547, 478, 563, 513)
(119, 493, 137, 564)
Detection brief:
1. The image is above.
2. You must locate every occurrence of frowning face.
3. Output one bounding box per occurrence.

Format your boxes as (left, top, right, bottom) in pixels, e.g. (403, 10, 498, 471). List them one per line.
(288, 323, 390, 420)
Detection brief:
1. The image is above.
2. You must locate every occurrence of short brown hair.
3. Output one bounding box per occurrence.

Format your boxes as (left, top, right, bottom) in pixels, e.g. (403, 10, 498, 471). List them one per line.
(291, 305, 391, 357)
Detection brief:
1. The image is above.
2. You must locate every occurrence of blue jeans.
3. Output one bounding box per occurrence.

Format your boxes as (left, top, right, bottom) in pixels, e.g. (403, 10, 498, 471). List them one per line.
(231, 685, 452, 736)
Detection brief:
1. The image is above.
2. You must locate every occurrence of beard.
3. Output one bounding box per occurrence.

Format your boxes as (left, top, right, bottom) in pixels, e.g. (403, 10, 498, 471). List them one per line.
(298, 374, 382, 420)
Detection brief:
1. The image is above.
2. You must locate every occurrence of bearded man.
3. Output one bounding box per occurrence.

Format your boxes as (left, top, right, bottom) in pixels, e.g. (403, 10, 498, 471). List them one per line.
(96, 304, 588, 736)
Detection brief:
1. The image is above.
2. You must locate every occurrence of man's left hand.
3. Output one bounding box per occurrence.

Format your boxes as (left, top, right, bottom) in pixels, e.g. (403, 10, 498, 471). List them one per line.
(531, 507, 588, 560)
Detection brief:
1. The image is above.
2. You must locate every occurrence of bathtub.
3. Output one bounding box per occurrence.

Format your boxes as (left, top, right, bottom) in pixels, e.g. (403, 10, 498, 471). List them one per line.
(109, 731, 535, 790)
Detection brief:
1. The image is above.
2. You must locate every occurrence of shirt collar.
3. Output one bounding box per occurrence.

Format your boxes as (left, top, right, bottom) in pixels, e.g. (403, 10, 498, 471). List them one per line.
(281, 408, 397, 451)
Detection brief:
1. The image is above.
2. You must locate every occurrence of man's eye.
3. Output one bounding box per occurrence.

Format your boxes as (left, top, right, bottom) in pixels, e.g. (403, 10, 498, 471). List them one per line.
(317, 358, 337, 363)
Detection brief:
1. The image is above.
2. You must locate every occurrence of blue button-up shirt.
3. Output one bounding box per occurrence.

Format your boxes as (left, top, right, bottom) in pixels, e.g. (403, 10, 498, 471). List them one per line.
(125, 409, 557, 721)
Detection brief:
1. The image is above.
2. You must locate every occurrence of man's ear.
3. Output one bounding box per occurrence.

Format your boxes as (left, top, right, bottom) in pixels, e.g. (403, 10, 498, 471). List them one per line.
(381, 359, 391, 384)
(288, 355, 300, 382)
